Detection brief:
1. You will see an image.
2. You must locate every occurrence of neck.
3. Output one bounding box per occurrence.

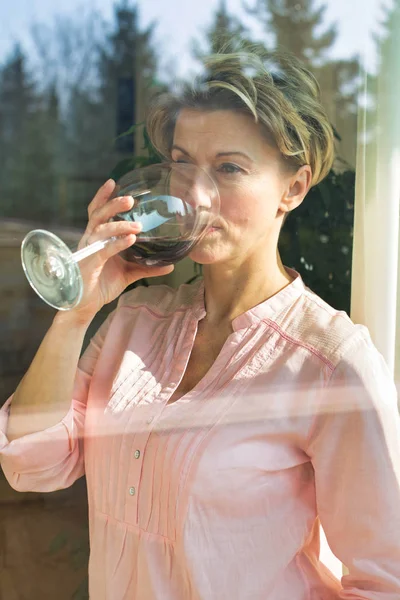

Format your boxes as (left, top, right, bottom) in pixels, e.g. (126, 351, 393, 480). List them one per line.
(201, 249, 293, 327)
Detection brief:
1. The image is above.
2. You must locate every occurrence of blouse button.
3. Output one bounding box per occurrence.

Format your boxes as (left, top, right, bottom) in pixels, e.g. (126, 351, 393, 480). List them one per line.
(146, 417, 154, 424)
(134, 450, 140, 459)
(129, 486, 136, 496)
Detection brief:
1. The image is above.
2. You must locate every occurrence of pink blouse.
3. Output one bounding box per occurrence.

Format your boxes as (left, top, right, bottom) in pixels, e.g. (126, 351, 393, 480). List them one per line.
(1, 268, 400, 599)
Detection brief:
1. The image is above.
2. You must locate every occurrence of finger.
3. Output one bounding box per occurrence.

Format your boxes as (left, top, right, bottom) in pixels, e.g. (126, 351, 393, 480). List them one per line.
(78, 207, 139, 250)
(88, 194, 135, 232)
(87, 179, 116, 219)
(122, 262, 175, 286)
(87, 220, 142, 245)
(89, 232, 140, 263)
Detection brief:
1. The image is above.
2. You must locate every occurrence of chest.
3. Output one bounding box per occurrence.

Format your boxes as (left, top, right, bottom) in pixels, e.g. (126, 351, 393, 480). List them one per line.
(167, 320, 233, 404)
(84, 318, 318, 533)
(85, 393, 314, 535)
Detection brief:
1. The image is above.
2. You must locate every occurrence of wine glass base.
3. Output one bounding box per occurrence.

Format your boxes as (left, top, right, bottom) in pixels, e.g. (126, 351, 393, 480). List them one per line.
(21, 230, 83, 310)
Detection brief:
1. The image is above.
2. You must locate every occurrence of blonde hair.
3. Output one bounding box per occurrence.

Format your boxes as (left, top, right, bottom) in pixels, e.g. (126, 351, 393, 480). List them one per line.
(146, 48, 335, 188)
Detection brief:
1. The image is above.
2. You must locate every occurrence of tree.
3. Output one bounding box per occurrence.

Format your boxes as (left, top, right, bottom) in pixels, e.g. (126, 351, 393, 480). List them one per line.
(0, 44, 58, 223)
(239, 0, 358, 309)
(64, 1, 161, 226)
(244, 0, 359, 166)
(279, 168, 355, 312)
(96, 0, 159, 157)
(193, 0, 254, 59)
(29, 10, 103, 110)
(374, 0, 400, 63)
(245, 0, 336, 65)
(27, 9, 109, 224)
(0, 3, 162, 228)
(371, 0, 400, 125)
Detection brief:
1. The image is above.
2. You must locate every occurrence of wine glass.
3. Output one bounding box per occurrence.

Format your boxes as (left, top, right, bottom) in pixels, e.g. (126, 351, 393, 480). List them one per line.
(21, 162, 220, 311)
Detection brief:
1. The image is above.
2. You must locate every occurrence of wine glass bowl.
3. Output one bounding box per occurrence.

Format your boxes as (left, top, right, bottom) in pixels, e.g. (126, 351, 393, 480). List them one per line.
(111, 162, 219, 266)
(20, 163, 220, 310)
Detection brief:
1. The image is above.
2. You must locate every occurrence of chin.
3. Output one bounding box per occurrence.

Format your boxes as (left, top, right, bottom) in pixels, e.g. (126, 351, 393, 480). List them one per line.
(188, 250, 219, 265)
(189, 233, 233, 265)
(188, 245, 229, 265)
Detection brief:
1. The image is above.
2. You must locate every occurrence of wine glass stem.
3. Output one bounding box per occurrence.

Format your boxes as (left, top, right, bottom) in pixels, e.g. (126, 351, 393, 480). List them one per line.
(71, 237, 114, 264)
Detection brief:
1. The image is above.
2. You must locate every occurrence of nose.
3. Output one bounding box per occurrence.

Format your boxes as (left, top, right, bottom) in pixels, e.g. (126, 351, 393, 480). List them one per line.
(186, 177, 213, 210)
(170, 164, 218, 213)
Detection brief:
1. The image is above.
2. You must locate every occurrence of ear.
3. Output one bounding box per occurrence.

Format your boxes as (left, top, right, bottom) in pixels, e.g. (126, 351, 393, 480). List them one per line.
(277, 165, 312, 216)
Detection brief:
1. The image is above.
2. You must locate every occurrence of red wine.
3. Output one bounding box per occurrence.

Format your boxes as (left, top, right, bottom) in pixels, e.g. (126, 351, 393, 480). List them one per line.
(120, 238, 196, 266)
(111, 198, 208, 266)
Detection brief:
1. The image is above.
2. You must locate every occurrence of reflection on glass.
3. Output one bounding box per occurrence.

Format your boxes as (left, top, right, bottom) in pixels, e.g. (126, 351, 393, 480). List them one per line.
(21, 163, 220, 311)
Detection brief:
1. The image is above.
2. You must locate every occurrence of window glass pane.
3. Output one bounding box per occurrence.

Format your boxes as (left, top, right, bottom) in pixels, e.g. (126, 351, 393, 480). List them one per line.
(0, 0, 394, 597)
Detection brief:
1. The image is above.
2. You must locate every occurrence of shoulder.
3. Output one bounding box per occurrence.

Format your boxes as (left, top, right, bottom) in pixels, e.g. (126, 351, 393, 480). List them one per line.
(282, 286, 398, 417)
(91, 279, 203, 356)
(277, 283, 373, 372)
(116, 278, 203, 318)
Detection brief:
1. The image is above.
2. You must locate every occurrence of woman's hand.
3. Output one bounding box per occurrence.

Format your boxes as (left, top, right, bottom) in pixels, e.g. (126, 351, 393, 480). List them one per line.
(68, 179, 174, 322)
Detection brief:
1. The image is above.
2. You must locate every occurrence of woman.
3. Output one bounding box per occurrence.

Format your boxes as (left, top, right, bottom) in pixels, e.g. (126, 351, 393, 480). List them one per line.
(1, 49, 400, 599)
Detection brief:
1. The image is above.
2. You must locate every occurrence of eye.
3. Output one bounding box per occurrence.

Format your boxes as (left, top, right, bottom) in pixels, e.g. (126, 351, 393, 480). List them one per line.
(171, 154, 191, 164)
(218, 163, 242, 174)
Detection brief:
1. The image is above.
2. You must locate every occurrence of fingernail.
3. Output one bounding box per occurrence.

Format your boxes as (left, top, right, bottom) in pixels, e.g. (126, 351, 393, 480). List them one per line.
(104, 178, 114, 186)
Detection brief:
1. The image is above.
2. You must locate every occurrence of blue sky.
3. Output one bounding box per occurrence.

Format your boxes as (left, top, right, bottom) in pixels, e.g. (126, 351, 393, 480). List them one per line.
(0, 0, 389, 76)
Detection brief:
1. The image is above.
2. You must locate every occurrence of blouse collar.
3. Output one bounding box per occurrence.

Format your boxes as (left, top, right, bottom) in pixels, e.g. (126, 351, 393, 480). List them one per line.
(192, 267, 306, 331)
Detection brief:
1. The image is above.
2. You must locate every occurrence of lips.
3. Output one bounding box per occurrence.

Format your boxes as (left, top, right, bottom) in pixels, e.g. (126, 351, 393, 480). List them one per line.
(205, 226, 220, 235)
(209, 220, 223, 230)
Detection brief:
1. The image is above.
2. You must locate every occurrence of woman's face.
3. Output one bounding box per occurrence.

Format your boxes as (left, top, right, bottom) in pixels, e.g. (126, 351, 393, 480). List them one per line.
(171, 109, 310, 266)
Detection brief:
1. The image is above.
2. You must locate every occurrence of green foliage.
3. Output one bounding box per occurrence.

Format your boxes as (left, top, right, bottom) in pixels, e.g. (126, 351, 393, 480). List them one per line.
(189, 0, 358, 312)
(279, 167, 355, 312)
(1, 3, 360, 596)
(0, 44, 59, 223)
(109, 122, 164, 180)
(65, 0, 160, 220)
(245, 0, 337, 65)
(192, 0, 257, 59)
(109, 114, 356, 312)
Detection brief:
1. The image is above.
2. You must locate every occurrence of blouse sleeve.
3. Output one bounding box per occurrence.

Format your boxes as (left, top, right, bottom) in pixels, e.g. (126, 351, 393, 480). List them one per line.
(0, 310, 115, 493)
(307, 330, 400, 598)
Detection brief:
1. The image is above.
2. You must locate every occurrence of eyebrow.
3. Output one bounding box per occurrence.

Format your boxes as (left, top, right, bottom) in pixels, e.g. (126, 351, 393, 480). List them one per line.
(171, 145, 252, 161)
